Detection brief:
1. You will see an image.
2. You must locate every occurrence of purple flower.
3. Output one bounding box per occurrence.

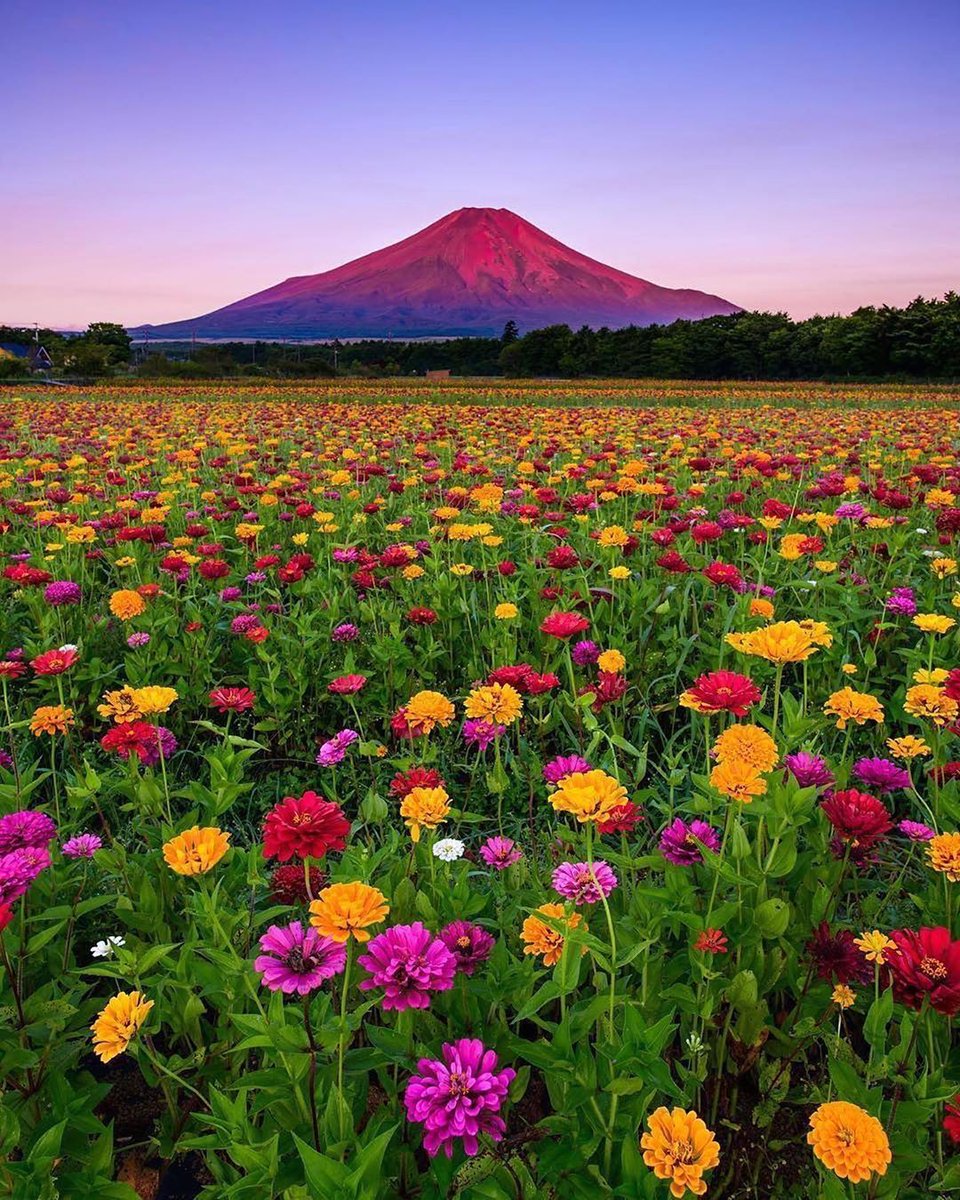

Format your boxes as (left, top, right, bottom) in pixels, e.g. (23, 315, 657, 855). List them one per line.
(0, 810, 57, 854)
(853, 757, 911, 794)
(479, 836, 522, 871)
(835, 502, 867, 520)
(219, 586, 243, 602)
(357, 922, 457, 1011)
(254, 921, 346, 994)
(404, 1038, 515, 1158)
(885, 587, 917, 617)
(659, 818, 721, 866)
(138, 727, 177, 768)
(462, 719, 505, 749)
(439, 920, 495, 976)
(245, 571, 267, 584)
(0, 750, 13, 771)
(331, 622, 360, 642)
(542, 754, 591, 785)
(44, 581, 81, 607)
(571, 640, 600, 666)
(316, 728, 359, 767)
(126, 632, 150, 649)
(332, 549, 359, 564)
(0, 846, 50, 905)
(552, 860, 618, 905)
(231, 613, 262, 635)
(784, 751, 834, 790)
(898, 819, 936, 841)
(62, 833, 103, 858)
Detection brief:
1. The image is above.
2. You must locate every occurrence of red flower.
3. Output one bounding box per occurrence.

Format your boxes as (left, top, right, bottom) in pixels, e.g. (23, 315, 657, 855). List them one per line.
(944, 1095, 960, 1145)
(245, 626, 269, 644)
(406, 607, 438, 626)
(546, 545, 579, 569)
(596, 801, 643, 834)
(820, 789, 893, 849)
(655, 550, 691, 574)
(540, 611, 590, 639)
(31, 647, 79, 676)
(185, 621, 203, 633)
(198, 558, 230, 580)
(702, 561, 743, 590)
(209, 686, 256, 713)
(682, 670, 761, 717)
(806, 922, 872, 985)
(886, 927, 960, 1016)
(0, 660, 28, 680)
(0, 903, 13, 932)
(262, 791, 350, 863)
(526, 671, 560, 695)
(943, 669, 960, 704)
(694, 928, 728, 954)
(100, 721, 159, 763)
(691, 521, 724, 544)
(328, 674, 367, 695)
(389, 766, 445, 799)
(488, 664, 534, 692)
(583, 671, 627, 713)
(270, 862, 326, 904)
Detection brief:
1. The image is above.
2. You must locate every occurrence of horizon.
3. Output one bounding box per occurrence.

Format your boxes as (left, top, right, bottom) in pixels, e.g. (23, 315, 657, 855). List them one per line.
(3, 1, 959, 329)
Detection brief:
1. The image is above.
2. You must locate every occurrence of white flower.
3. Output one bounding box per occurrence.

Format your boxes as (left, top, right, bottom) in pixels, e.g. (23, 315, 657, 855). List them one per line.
(432, 838, 465, 862)
(90, 935, 125, 958)
(915, 528, 929, 535)
(59, 644, 78, 653)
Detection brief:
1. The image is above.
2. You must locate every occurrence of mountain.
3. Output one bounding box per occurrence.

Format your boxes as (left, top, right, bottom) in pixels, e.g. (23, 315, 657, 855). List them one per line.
(132, 207, 741, 339)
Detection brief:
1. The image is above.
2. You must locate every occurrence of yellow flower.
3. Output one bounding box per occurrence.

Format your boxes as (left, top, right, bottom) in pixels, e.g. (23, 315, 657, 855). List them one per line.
(798, 619, 833, 648)
(97, 686, 143, 724)
(494, 602, 518, 620)
(886, 734, 930, 760)
(549, 769, 628, 824)
(813, 560, 838, 573)
(109, 589, 146, 621)
(162, 826, 230, 875)
(640, 1107, 720, 1199)
(598, 524, 629, 548)
(831, 983, 856, 1008)
(464, 682, 523, 726)
(853, 930, 896, 965)
(597, 649, 626, 674)
(749, 597, 774, 619)
(404, 690, 455, 733)
(608, 565, 631, 580)
(807, 1101, 891, 1184)
(402, 564, 424, 580)
(710, 759, 767, 804)
(234, 523, 263, 540)
(30, 704, 74, 736)
(733, 620, 818, 664)
(841, 663, 857, 676)
(822, 688, 884, 730)
(712, 724, 778, 773)
(931, 557, 957, 579)
(912, 668, 948, 684)
(520, 903, 584, 966)
(132, 686, 179, 716)
(308, 881, 389, 943)
(450, 563, 474, 576)
(904, 684, 958, 727)
(400, 786, 451, 842)
(913, 613, 956, 635)
(927, 833, 960, 882)
(91, 991, 153, 1063)
(778, 532, 807, 560)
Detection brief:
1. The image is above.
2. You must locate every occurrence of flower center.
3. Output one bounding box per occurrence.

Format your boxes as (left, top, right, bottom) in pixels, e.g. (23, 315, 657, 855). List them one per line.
(448, 1071, 470, 1096)
(285, 947, 317, 973)
(456, 936, 471, 950)
(291, 812, 312, 825)
(836, 1127, 856, 1147)
(673, 1138, 697, 1165)
(921, 956, 948, 980)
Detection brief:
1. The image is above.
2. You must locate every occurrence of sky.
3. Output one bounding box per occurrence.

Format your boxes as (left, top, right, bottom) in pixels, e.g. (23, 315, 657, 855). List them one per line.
(3, 0, 959, 328)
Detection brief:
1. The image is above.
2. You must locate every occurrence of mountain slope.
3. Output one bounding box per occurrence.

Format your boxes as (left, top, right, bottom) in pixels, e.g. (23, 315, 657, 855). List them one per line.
(134, 208, 741, 339)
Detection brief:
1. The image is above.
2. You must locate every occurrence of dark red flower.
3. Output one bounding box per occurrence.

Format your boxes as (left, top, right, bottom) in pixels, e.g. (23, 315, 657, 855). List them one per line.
(682, 670, 761, 717)
(406, 607, 438, 626)
(596, 801, 643, 834)
(270, 862, 326, 904)
(546, 545, 579, 569)
(944, 1095, 960, 1145)
(540, 611, 590, 639)
(583, 671, 627, 713)
(702, 561, 743, 590)
(806, 922, 872, 985)
(694, 928, 728, 954)
(886, 927, 960, 1016)
(655, 550, 691, 574)
(820, 789, 893, 849)
(262, 791, 350, 863)
(943, 669, 960, 704)
(209, 686, 256, 713)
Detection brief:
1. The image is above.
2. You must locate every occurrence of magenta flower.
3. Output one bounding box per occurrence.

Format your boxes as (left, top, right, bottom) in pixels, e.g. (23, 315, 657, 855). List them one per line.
(783, 751, 834, 790)
(357, 922, 457, 1011)
(885, 587, 917, 617)
(138, 726, 177, 768)
(316, 729, 359, 767)
(404, 1038, 515, 1158)
(0, 846, 51, 905)
(853, 757, 911, 793)
(254, 921, 347, 994)
(551, 860, 618, 905)
(126, 632, 150, 649)
(44, 581, 82, 607)
(479, 836, 522, 871)
(332, 622, 360, 642)
(462, 719, 505, 749)
(439, 921, 495, 976)
(899, 819, 936, 841)
(571, 640, 600, 666)
(0, 810, 57, 855)
(61, 833, 103, 858)
(659, 818, 720, 866)
(542, 754, 591, 785)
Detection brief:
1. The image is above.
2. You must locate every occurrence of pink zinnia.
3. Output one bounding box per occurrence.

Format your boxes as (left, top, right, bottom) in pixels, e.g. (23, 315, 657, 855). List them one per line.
(659, 818, 721, 866)
(209, 686, 256, 713)
(0, 845, 50, 905)
(357, 922, 457, 1011)
(404, 1038, 515, 1158)
(479, 836, 522, 871)
(328, 674, 367, 695)
(439, 920, 495, 976)
(552, 860, 618, 905)
(0, 810, 57, 854)
(316, 728, 359, 766)
(62, 833, 103, 858)
(543, 754, 591, 785)
(255, 920, 346, 994)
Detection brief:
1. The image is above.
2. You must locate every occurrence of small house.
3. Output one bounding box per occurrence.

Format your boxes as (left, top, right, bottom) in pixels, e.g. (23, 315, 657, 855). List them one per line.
(425, 368, 451, 382)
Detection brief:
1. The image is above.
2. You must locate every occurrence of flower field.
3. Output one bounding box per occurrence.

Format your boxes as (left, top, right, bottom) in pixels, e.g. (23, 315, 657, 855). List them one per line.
(2, 383, 960, 1199)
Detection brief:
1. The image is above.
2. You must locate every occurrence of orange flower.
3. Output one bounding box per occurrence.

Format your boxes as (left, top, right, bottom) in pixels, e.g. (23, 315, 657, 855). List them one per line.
(91, 991, 153, 1063)
(807, 1101, 890, 1183)
(822, 687, 884, 730)
(520, 903, 584, 966)
(710, 758, 767, 803)
(641, 1106, 720, 1198)
(549, 769, 628, 824)
(29, 704, 74, 736)
(904, 684, 958, 727)
(399, 785, 450, 842)
(109, 589, 146, 621)
(162, 826, 230, 875)
(463, 682, 523, 726)
(309, 881, 389, 943)
(712, 723, 778, 773)
(404, 690, 455, 733)
(927, 832, 960, 882)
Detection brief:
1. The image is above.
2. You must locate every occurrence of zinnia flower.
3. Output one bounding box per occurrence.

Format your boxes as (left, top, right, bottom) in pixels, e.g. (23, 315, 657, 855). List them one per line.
(549, 769, 628, 824)
(209, 686, 256, 713)
(542, 754, 591, 785)
(659, 818, 721, 866)
(309, 881, 389, 943)
(823, 688, 885, 730)
(596, 800, 643, 833)
(30, 647, 79, 676)
(927, 832, 960, 881)
(731, 620, 817, 664)
(904, 684, 958, 727)
(262, 791, 350, 862)
(852, 757, 910, 793)
(886, 926, 960, 1014)
(90, 991, 153, 1063)
(432, 837, 465, 862)
(62, 832, 102, 858)
(403, 690, 456, 734)
(784, 751, 834, 790)
(254, 920, 346, 994)
(807, 1101, 891, 1183)
(479, 836, 522, 870)
(853, 930, 896, 965)
(358, 921, 457, 1010)
(521, 903, 584, 966)
(270, 862, 326, 904)
(712, 723, 778, 773)
(806, 922, 872, 985)
(131, 686, 178, 715)
(540, 611, 590, 639)
(463, 683, 523, 726)
(710, 758, 767, 803)
(0, 845, 50, 905)
(109, 590, 146, 621)
(403, 1038, 515, 1158)
(552, 860, 618, 905)
(328, 673, 367, 695)
(0, 810, 56, 854)
(162, 826, 230, 875)
(29, 705, 74, 736)
(399, 785, 450, 843)
(316, 729, 359, 766)
(820, 790, 892, 850)
(439, 920, 495, 975)
(679, 670, 761, 717)
(694, 929, 728, 954)
(97, 686, 144, 724)
(899, 819, 935, 841)
(640, 1106, 720, 1198)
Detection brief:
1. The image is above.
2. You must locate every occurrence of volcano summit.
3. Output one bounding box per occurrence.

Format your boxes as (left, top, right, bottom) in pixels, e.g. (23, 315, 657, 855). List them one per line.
(135, 208, 741, 339)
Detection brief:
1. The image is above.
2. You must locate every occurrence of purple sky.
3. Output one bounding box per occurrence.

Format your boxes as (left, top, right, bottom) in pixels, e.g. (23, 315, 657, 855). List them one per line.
(4, 0, 959, 328)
